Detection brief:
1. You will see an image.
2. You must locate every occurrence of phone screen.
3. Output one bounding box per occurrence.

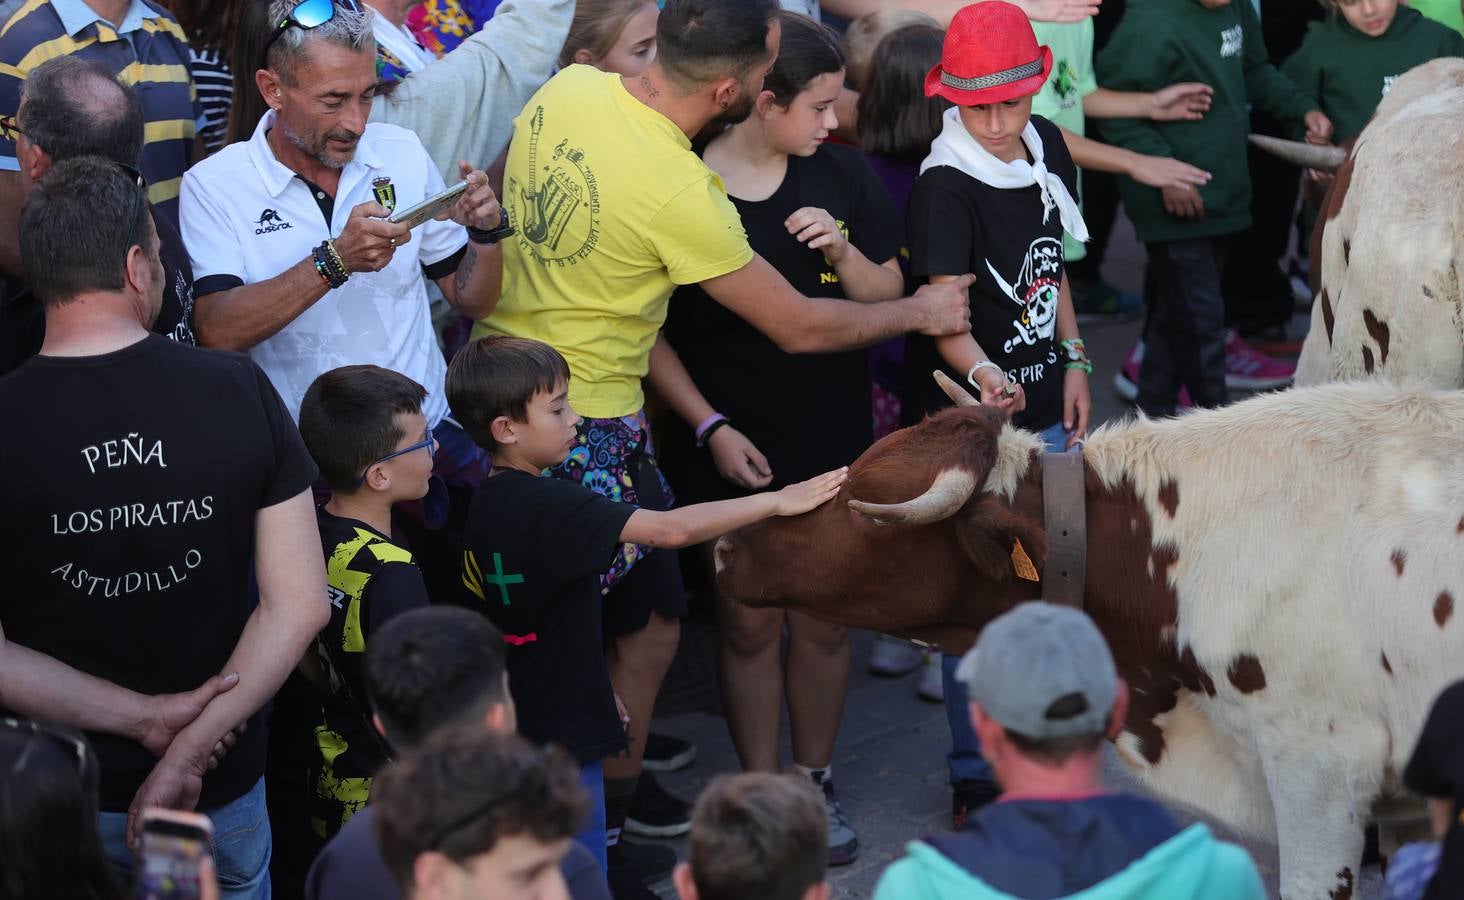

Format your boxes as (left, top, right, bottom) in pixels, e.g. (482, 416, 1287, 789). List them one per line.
(136, 819, 209, 900)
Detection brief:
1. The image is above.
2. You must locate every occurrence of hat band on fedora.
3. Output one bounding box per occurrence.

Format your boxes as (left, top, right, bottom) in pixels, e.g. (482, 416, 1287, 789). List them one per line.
(940, 57, 1045, 93)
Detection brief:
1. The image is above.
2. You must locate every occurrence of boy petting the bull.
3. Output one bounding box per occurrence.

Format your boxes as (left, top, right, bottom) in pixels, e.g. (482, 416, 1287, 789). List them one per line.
(1096, 0, 1332, 417)
(902, 1, 1092, 826)
(443, 335, 846, 870)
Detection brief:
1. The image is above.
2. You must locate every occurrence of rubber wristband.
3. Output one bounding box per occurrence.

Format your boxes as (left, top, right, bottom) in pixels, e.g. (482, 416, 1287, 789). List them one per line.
(697, 418, 731, 447)
(695, 413, 728, 443)
(1065, 360, 1094, 374)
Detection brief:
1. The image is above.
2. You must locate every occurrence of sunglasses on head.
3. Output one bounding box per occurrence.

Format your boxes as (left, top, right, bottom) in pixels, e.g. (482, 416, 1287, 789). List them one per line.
(2, 717, 90, 777)
(117, 162, 145, 264)
(260, 0, 364, 70)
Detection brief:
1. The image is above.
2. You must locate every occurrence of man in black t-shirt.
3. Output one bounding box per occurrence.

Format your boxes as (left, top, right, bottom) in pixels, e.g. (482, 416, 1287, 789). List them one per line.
(0, 56, 197, 377)
(0, 158, 327, 894)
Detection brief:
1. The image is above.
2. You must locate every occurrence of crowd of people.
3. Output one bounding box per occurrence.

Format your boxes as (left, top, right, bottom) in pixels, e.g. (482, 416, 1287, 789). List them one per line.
(1, 0, 1463, 897)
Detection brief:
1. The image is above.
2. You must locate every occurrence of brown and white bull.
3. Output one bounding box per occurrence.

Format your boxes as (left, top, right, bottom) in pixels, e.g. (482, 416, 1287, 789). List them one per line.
(715, 375, 1464, 900)
(1252, 58, 1464, 389)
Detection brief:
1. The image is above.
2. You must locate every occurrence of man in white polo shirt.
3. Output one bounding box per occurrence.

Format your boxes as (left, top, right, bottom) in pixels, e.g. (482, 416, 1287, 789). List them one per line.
(180, 0, 504, 450)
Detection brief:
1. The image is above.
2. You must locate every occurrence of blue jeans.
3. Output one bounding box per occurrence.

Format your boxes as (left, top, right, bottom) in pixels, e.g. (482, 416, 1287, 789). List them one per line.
(944, 421, 1075, 784)
(99, 777, 272, 898)
(574, 760, 608, 874)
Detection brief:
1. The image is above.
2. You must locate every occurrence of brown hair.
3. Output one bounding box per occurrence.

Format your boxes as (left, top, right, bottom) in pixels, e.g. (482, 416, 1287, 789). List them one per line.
(558, 0, 656, 69)
(857, 25, 950, 162)
(159, 0, 251, 51)
(372, 728, 586, 895)
(446, 336, 572, 452)
(687, 773, 827, 900)
(840, 8, 939, 92)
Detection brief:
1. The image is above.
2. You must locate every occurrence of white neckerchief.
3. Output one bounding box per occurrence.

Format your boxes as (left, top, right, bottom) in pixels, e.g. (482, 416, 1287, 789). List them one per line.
(921, 107, 1089, 242)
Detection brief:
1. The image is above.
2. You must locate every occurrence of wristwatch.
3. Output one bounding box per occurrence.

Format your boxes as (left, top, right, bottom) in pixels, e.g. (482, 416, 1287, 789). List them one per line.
(467, 210, 515, 245)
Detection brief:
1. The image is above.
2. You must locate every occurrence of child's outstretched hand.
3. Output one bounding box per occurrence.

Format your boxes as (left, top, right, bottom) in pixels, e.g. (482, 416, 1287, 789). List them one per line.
(774, 467, 849, 516)
(786, 207, 850, 264)
(1162, 184, 1205, 219)
(1149, 82, 1213, 121)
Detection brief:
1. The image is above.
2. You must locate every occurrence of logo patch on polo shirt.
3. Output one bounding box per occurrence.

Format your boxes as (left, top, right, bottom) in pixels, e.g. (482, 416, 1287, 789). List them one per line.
(372, 176, 396, 212)
(254, 208, 293, 235)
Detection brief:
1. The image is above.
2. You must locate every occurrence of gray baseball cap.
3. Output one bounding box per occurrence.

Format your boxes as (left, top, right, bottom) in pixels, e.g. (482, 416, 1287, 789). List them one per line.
(955, 602, 1117, 739)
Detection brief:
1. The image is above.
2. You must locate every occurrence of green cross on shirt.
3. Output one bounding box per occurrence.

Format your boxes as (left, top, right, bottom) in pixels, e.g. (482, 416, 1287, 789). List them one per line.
(487, 552, 524, 606)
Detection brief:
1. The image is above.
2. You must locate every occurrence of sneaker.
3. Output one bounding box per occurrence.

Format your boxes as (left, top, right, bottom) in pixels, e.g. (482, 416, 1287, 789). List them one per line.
(1224, 329, 1294, 390)
(607, 839, 676, 891)
(624, 771, 692, 838)
(1071, 278, 1143, 323)
(818, 779, 861, 866)
(867, 634, 923, 677)
(952, 779, 1001, 830)
(1113, 341, 1193, 408)
(917, 652, 944, 703)
(641, 732, 696, 772)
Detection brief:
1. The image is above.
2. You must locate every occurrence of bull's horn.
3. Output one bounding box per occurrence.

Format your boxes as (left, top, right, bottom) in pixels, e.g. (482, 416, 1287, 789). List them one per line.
(934, 370, 980, 407)
(1247, 134, 1348, 172)
(848, 468, 977, 526)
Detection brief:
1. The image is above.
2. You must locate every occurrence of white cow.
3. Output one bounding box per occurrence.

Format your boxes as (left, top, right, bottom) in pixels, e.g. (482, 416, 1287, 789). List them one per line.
(1261, 58, 1464, 389)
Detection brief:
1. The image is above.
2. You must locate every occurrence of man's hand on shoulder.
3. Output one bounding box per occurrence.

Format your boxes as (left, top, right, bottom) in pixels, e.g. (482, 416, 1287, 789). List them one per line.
(913, 274, 975, 336)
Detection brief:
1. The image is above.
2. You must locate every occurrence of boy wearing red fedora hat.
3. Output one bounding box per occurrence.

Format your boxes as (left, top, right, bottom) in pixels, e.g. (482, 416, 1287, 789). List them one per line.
(904, 0, 1090, 450)
(901, 0, 1093, 827)
(1095, 0, 1331, 418)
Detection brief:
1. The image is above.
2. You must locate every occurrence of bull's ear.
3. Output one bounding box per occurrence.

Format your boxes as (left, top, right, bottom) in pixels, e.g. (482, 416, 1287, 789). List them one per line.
(956, 495, 1049, 583)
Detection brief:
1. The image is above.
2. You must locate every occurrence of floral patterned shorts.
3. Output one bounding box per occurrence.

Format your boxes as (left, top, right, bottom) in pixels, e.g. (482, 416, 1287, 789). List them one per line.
(549, 410, 676, 594)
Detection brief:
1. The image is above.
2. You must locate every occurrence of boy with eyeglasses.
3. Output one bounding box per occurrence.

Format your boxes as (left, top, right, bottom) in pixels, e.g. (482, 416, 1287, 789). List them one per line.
(295, 365, 436, 842)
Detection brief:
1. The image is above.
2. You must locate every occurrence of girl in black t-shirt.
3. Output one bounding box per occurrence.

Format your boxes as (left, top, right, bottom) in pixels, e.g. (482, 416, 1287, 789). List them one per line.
(903, 3, 1092, 449)
(652, 12, 903, 866)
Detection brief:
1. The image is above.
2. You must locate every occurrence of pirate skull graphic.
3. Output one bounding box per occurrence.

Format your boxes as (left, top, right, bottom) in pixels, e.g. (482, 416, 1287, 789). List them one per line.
(990, 236, 1063, 354)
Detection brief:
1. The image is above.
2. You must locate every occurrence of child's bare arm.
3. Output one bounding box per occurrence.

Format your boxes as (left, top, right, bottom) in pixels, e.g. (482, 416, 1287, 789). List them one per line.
(620, 469, 848, 549)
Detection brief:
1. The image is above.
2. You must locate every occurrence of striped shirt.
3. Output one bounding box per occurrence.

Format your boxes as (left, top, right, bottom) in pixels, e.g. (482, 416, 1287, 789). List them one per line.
(0, 0, 204, 220)
(187, 45, 230, 156)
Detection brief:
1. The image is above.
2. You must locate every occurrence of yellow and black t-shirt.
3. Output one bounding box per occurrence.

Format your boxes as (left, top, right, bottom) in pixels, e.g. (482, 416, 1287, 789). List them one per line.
(310, 508, 429, 839)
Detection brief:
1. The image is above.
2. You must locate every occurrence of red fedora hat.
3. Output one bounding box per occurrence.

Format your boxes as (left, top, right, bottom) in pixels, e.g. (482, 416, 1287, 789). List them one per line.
(925, 2, 1053, 107)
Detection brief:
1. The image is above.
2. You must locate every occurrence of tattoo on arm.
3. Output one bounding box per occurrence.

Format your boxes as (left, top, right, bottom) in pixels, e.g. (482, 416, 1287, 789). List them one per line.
(454, 245, 478, 296)
(642, 76, 661, 99)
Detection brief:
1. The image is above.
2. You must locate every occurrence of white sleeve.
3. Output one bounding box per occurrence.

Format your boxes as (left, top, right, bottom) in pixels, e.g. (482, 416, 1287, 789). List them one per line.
(179, 168, 246, 284)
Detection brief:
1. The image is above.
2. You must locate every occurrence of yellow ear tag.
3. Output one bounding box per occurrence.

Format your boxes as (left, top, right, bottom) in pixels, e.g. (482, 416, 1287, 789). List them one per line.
(1011, 538, 1040, 582)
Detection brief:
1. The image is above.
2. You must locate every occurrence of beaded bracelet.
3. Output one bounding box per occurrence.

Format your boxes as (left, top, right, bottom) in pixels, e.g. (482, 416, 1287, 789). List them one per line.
(325, 239, 349, 283)
(311, 252, 333, 288)
(312, 242, 349, 289)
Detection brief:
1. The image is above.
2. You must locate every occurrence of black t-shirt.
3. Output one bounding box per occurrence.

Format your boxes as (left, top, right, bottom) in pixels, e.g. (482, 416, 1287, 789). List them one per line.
(1405, 679, 1464, 900)
(457, 469, 635, 763)
(311, 509, 429, 838)
(0, 205, 196, 377)
(903, 115, 1077, 431)
(662, 143, 900, 497)
(0, 335, 317, 811)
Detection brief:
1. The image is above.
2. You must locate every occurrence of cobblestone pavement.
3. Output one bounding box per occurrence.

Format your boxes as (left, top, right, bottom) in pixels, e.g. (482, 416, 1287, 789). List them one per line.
(630, 217, 1386, 897)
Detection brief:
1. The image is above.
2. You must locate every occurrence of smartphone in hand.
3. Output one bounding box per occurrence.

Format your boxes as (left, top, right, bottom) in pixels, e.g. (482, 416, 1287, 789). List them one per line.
(387, 180, 469, 229)
(136, 808, 213, 900)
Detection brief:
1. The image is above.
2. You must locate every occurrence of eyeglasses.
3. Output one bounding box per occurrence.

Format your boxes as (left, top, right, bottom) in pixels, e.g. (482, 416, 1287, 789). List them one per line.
(118, 163, 145, 266)
(356, 431, 436, 487)
(261, 0, 364, 69)
(2, 717, 89, 776)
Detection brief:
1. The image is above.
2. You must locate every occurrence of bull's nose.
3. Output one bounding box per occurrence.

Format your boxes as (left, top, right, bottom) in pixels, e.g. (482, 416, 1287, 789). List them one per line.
(713, 536, 733, 575)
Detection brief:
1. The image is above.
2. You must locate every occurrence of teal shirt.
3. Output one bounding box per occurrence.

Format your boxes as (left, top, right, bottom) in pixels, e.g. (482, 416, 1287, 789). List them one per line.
(1096, 0, 1318, 243)
(873, 824, 1265, 900)
(1282, 6, 1464, 144)
(1031, 19, 1098, 262)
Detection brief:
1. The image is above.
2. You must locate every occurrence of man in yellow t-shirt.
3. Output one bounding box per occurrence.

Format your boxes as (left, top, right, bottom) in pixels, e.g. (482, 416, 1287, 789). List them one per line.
(472, 0, 972, 869)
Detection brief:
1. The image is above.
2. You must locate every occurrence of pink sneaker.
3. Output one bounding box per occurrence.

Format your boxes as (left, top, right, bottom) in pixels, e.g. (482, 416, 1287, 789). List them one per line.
(1113, 341, 1192, 408)
(1224, 329, 1294, 389)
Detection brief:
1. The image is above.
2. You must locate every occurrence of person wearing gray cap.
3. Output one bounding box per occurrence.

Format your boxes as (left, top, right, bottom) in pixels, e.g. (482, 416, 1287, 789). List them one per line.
(873, 602, 1263, 899)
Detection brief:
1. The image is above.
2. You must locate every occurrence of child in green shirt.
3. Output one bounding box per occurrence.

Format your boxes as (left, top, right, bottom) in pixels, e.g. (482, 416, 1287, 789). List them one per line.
(1096, 0, 1330, 417)
(1284, 0, 1464, 146)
